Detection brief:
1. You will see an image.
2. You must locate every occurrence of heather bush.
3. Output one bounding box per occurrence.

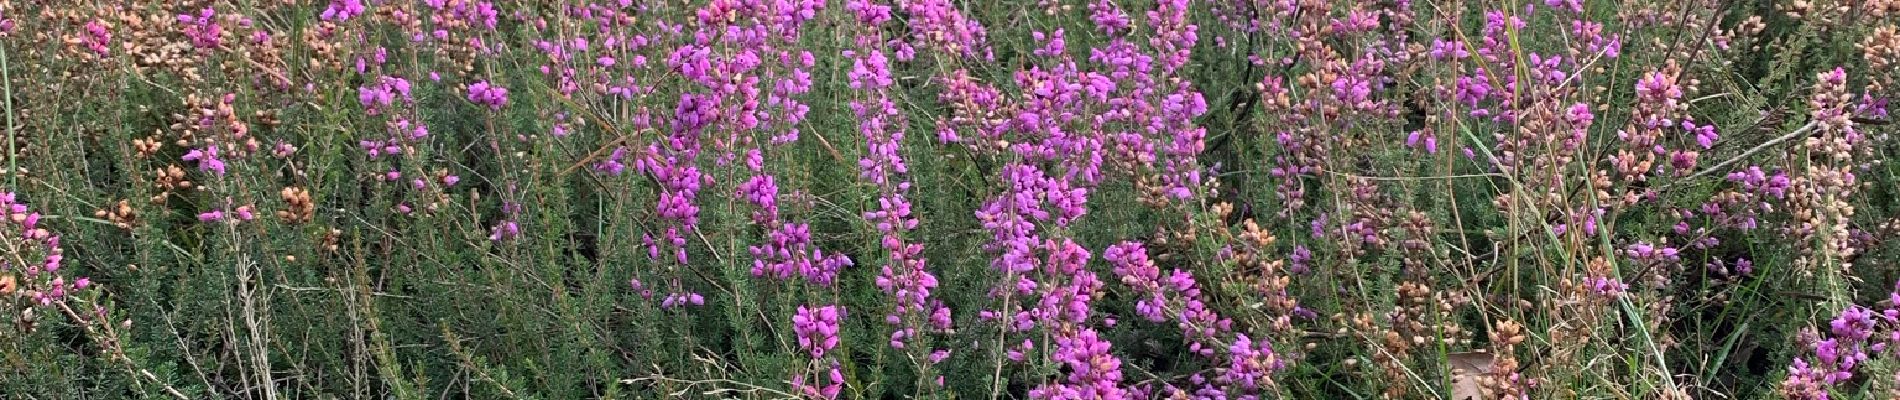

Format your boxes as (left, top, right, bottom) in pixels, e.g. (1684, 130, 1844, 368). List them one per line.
(2, 0, 1899, 399)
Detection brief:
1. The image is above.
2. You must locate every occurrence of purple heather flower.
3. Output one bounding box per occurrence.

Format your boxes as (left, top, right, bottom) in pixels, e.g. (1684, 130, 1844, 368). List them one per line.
(320, 0, 366, 21)
(466, 80, 510, 110)
(82, 20, 111, 56)
(181, 145, 227, 176)
(793, 305, 843, 358)
(792, 305, 846, 399)
(1032, 328, 1128, 400)
(1224, 334, 1284, 390)
(178, 7, 223, 49)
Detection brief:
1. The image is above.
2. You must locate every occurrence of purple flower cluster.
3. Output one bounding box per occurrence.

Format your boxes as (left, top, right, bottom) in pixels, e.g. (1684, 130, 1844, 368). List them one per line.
(894, 0, 993, 61)
(197, 198, 257, 224)
(1106, 242, 1233, 355)
(1404, 130, 1440, 154)
(1783, 282, 1900, 399)
(399, 0, 502, 62)
(182, 144, 228, 176)
(954, 3, 1234, 394)
(1106, 241, 1284, 396)
(320, 0, 367, 22)
(466, 80, 510, 110)
(974, 164, 1067, 339)
(635, 96, 713, 311)
(1624, 241, 1680, 262)
(360, 119, 430, 160)
(345, 70, 452, 218)
(933, 68, 1006, 145)
(1023, 239, 1132, 399)
(791, 305, 845, 400)
(178, 7, 224, 49)
(423, 0, 500, 32)
(628, 279, 703, 309)
(690, 0, 849, 290)
(1030, 328, 1126, 400)
(1698, 166, 1792, 231)
(487, 200, 522, 242)
(358, 76, 414, 116)
(793, 305, 843, 358)
(843, 0, 953, 373)
(762, 51, 817, 145)
(593, 147, 631, 176)
(1086, 0, 1213, 204)
(0, 192, 89, 306)
(636, 0, 837, 312)
(1729, 167, 1793, 199)
(1224, 334, 1285, 391)
(1583, 275, 1629, 297)
(82, 19, 111, 57)
(1610, 61, 1710, 181)
(740, 175, 851, 285)
(659, 290, 705, 309)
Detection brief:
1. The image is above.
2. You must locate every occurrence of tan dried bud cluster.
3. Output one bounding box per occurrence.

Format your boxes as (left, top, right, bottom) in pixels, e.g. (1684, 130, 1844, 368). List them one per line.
(237, 29, 293, 90)
(1782, 0, 1815, 19)
(167, 116, 199, 147)
(1783, 0, 1858, 23)
(1397, 211, 1435, 255)
(1205, 202, 1305, 335)
(1238, 218, 1274, 249)
(1255, 77, 1292, 110)
(302, 23, 344, 72)
(1150, 217, 1201, 251)
(151, 165, 193, 203)
(116, 8, 205, 82)
(1870, 0, 1900, 17)
(1739, 16, 1768, 38)
(1545, 256, 1620, 375)
(255, 109, 281, 128)
(1879, 218, 1900, 239)
(1583, 170, 1623, 207)
(322, 228, 343, 253)
(132, 132, 164, 158)
(1861, 25, 1900, 91)
(1134, 174, 1171, 208)
(1483, 319, 1529, 399)
(1783, 69, 1867, 274)
(277, 187, 314, 224)
(1492, 320, 1526, 345)
(1344, 275, 1476, 398)
(94, 199, 137, 229)
(170, 93, 259, 157)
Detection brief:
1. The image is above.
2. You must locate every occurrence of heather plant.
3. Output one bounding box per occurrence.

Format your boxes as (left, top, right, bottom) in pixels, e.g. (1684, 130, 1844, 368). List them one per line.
(3, 0, 1900, 399)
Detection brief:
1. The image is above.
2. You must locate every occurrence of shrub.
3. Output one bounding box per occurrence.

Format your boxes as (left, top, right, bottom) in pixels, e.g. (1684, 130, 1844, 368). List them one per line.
(1, 0, 1898, 399)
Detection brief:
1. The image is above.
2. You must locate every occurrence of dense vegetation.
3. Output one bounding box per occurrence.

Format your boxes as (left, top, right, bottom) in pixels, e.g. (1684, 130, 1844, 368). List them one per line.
(3, 0, 1900, 398)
